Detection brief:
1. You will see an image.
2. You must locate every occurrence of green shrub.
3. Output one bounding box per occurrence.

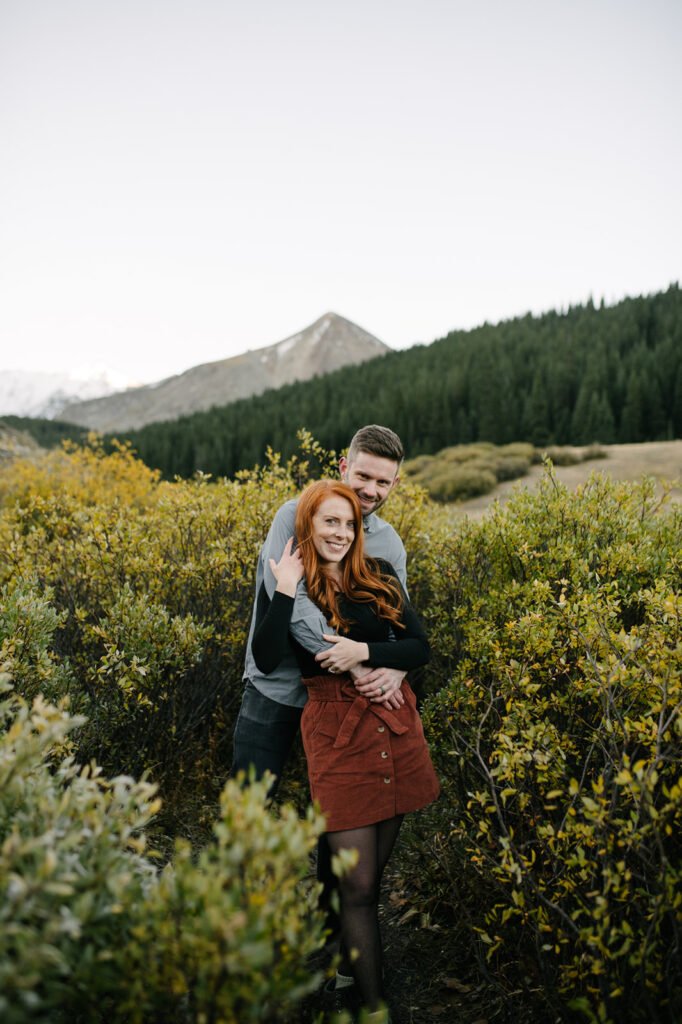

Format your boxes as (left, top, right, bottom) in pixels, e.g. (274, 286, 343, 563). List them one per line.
(415, 470, 682, 1022)
(122, 775, 327, 1024)
(427, 466, 498, 502)
(0, 679, 329, 1023)
(0, 581, 77, 708)
(499, 442, 536, 461)
(492, 454, 532, 481)
(582, 443, 607, 461)
(78, 584, 214, 777)
(403, 442, 533, 501)
(536, 444, 606, 467)
(539, 444, 582, 466)
(0, 465, 297, 812)
(403, 453, 435, 476)
(0, 679, 159, 1024)
(439, 442, 496, 464)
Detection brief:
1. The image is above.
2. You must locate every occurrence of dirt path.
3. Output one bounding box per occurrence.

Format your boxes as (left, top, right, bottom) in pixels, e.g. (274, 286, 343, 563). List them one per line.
(300, 832, 535, 1024)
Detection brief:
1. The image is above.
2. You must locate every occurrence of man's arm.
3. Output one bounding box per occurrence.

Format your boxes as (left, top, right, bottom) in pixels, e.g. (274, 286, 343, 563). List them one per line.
(288, 583, 335, 654)
(376, 528, 407, 591)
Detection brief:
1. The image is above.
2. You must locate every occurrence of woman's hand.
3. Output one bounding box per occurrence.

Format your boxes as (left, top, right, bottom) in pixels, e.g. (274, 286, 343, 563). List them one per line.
(315, 634, 369, 674)
(268, 537, 304, 597)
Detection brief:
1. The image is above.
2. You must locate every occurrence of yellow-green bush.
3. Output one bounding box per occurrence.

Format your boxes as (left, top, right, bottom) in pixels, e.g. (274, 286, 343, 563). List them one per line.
(0, 436, 162, 509)
(0, 680, 328, 1024)
(0, 450, 299, 809)
(415, 470, 682, 1023)
(426, 465, 498, 502)
(122, 776, 327, 1024)
(0, 679, 159, 1023)
(0, 582, 76, 707)
(536, 444, 607, 467)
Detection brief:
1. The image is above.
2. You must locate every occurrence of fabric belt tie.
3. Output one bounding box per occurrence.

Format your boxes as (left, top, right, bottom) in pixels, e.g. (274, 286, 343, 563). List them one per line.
(304, 675, 408, 749)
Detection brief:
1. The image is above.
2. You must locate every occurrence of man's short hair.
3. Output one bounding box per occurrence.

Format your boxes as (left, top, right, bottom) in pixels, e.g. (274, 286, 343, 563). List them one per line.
(346, 425, 404, 468)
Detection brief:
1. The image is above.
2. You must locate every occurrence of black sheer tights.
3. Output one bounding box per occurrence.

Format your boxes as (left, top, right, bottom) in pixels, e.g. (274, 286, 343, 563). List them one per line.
(326, 815, 404, 1011)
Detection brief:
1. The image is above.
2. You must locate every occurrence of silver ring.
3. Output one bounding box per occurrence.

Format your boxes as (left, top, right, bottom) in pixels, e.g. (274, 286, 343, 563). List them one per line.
(380, 686, 385, 695)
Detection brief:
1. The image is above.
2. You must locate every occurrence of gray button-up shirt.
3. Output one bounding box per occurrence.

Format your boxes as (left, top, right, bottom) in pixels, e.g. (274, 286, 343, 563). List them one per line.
(242, 498, 407, 707)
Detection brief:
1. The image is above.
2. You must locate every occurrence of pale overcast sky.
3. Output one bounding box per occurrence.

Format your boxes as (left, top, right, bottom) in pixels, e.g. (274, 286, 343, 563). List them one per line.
(1, 0, 680, 383)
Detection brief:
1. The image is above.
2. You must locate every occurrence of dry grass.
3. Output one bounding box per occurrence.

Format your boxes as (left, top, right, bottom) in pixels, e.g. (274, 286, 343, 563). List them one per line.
(451, 441, 682, 521)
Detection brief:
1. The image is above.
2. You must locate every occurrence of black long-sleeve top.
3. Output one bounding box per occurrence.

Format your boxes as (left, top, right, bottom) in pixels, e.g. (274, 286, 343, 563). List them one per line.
(252, 558, 430, 677)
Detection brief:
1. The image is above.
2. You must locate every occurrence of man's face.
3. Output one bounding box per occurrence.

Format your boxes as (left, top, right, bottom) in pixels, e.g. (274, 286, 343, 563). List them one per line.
(339, 451, 400, 517)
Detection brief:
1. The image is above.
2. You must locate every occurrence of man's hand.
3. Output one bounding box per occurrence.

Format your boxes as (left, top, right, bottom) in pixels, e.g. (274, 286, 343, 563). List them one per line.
(352, 666, 406, 710)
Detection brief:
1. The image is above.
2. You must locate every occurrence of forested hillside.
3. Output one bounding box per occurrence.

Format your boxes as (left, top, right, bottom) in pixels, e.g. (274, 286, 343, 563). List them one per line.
(110, 285, 680, 478)
(0, 414, 86, 449)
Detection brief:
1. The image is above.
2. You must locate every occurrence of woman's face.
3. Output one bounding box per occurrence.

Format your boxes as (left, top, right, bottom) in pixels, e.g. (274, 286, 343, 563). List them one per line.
(311, 495, 356, 569)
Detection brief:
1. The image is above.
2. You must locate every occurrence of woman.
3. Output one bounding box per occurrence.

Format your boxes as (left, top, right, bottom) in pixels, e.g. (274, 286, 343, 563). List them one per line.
(252, 479, 439, 1020)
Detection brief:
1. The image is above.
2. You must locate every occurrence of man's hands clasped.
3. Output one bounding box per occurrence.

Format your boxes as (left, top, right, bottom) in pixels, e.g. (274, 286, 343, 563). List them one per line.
(352, 666, 406, 710)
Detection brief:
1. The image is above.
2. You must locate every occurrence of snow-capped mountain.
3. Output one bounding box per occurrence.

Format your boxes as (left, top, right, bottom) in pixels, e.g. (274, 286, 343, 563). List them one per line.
(0, 365, 139, 420)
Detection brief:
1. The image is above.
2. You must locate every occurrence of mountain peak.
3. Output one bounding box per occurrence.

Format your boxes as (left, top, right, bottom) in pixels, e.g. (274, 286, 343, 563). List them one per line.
(58, 313, 389, 433)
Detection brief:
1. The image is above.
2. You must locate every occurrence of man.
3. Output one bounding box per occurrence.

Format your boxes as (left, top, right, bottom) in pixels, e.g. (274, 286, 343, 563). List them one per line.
(231, 424, 408, 791)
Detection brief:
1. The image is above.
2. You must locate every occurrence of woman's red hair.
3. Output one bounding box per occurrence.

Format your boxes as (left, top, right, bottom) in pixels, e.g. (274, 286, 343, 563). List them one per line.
(294, 479, 403, 631)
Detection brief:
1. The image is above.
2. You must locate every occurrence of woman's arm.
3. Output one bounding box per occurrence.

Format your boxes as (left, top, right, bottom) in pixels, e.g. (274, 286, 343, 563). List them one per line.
(317, 600, 429, 673)
(315, 562, 430, 674)
(251, 538, 304, 674)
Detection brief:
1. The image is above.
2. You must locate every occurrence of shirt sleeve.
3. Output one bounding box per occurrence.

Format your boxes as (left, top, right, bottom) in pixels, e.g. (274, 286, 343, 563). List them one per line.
(385, 532, 407, 590)
(251, 588, 295, 674)
(287, 582, 335, 655)
(364, 517, 407, 592)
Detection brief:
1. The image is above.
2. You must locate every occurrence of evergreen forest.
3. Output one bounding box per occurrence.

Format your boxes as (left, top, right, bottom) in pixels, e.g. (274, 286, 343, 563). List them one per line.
(111, 285, 681, 478)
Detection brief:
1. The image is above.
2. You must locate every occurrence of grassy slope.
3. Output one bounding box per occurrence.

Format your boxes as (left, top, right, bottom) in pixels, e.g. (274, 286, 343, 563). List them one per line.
(451, 440, 682, 520)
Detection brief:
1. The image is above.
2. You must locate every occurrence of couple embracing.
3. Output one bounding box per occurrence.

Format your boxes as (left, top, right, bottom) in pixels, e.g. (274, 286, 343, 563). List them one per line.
(232, 425, 439, 1021)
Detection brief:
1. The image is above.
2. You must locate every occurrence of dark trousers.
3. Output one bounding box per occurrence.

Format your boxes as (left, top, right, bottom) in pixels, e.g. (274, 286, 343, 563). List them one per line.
(231, 681, 338, 934)
(231, 680, 303, 794)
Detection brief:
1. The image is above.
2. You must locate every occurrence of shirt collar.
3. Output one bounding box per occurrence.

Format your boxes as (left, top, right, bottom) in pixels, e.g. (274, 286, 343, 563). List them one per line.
(363, 511, 377, 533)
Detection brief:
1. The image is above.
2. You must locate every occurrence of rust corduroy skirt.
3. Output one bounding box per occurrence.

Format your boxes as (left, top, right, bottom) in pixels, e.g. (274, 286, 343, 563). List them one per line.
(300, 674, 440, 832)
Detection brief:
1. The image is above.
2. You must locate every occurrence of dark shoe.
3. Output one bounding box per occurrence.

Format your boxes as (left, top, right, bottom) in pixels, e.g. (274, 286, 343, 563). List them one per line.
(321, 973, 358, 1015)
